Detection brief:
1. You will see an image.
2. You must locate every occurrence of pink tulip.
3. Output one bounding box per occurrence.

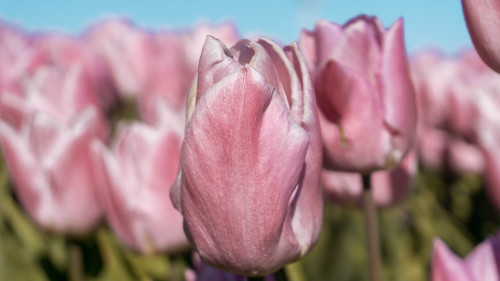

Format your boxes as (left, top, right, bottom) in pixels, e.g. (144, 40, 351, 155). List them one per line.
(431, 232, 500, 281)
(411, 49, 500, 162)
(462, 0, 500, 72)
(0, 32, 110, 138)
(0, 62, 107, 139)
(86, 18, 153, 98)
(0, 108, 104, 235)
(30, 34, 116, 109)
(171, 36, 323, 276)
(300, 16, 416, 173)
(322, 150, 417, 207)
(448, 138, 484, 174)
(92, 112, 188, 254)
(411, 50, 489, 140)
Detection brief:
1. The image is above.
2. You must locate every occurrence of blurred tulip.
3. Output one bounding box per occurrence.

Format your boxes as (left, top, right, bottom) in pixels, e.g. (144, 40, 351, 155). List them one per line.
(92, 110, 189, 254)
(300, 16, 416, 173)
(0, 63, 107, 139)
(432, 232, 500, 281)
(86, 18, 153, 98)
(462, 0, 500, 72)
(31, 34, 117, 109)
(411, 50, 489, 140)
(0, 108, 104, 235)
(322, 150, 417, 207)
(417, 126, 484, 174)
(448, 137, 484, 174)
(171, 36, 323, 276)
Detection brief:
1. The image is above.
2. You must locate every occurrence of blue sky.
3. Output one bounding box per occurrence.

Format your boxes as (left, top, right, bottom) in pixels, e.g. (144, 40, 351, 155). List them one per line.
(1, 0, 471, 54)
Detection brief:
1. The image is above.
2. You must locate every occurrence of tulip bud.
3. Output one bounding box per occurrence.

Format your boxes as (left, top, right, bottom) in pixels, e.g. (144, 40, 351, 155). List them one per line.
(0, 108, 104, 235)
(171, 36, 323, 276)
(462, 0, 500, 73)
(92, 113, 189, 254)
(300, 16, 416, 173)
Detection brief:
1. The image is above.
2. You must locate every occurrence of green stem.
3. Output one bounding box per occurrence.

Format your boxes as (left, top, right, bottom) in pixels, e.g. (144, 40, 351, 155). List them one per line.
(68, 240, 83, 281)
(170, 254, 182, 281)
(362, 174, 383, 281)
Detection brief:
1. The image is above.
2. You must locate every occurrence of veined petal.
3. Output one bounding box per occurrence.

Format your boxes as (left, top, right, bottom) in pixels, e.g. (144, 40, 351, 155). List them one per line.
(197, 36, 243, 102)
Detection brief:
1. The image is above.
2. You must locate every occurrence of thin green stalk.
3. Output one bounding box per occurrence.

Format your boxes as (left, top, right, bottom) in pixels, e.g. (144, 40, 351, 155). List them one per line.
(362, 174, 383, 281)
(68, 241, 83, 281)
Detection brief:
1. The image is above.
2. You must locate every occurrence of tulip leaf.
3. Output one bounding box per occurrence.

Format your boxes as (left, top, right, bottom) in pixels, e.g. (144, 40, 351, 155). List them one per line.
(0, 186, 47, 257)
(90, 229, 135, 281)
(0, 231, 48, 281)
(122, 248, 170, 280)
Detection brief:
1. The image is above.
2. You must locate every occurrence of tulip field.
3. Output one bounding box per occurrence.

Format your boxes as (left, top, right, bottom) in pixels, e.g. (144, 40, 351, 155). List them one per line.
(1, 1, 500, 280)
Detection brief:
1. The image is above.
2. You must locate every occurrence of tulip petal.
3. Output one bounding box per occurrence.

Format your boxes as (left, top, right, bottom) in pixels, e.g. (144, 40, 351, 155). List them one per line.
(309, 20, 343, 70)
(282, 42, 323, 251)
(465, 234, 500, 281)
(379, 18, 416, 160)
(44, 112, 102, 233)
(92, 140, 137, 248)
(259, 38, 303, 121)
(197, 36, 243, 102)
(0, 121, 46, 223)
(317, 60, 389, 172)
(462, 0, 500, 72)
(231, 39, 289, 108)
(432, 239, 473, 281)
(329, 17, 382, 81)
